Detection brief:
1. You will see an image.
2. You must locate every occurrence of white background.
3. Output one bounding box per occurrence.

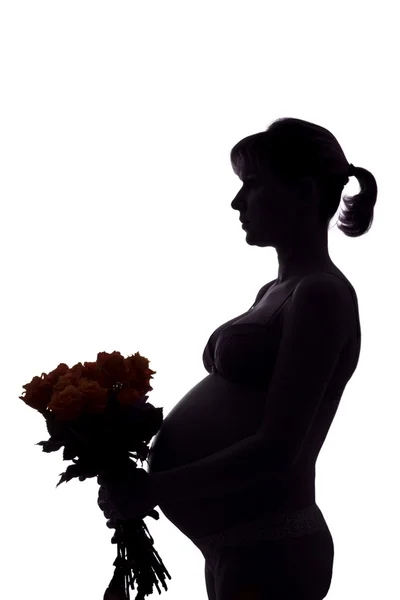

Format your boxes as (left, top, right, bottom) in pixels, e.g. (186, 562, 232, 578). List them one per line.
(1, 2, 398, 599)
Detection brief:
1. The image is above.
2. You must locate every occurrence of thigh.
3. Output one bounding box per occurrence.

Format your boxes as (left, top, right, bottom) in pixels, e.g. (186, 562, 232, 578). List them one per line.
(212, 530, 334, 600)
(204, 561, 217, 600)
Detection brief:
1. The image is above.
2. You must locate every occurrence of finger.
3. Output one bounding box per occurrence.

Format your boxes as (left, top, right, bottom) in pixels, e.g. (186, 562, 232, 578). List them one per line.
(110, 507, 120, 520)
(98, 486, 108, 502)
(98, 493, 114, 516)
(99, 504, 114, 520)
(98, 500, 108, 512)
(98, 490, 108, 508)
(97, 475, 106, 486)
(106, 519, 117, 529)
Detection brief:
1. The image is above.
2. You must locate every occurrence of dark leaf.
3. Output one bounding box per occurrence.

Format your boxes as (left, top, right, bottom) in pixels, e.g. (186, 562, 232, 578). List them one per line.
(56, 472, 68, 487)
(63, 446, 77, 461)
(36, 440, 64, 453)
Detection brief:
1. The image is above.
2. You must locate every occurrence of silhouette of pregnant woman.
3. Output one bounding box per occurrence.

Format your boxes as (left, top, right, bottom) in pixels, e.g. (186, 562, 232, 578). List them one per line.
(108, 118, 377, 599)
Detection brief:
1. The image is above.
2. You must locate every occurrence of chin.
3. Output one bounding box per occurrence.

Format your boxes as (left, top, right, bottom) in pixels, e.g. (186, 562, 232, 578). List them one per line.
(245, 232, 273, 248)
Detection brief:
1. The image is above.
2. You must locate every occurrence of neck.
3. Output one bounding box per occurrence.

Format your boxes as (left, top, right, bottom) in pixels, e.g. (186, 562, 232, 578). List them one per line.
(275, 228, 335, 283)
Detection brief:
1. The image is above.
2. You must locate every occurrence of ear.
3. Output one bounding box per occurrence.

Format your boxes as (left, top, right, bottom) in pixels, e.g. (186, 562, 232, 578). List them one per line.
(296, 176, 320, 215)
(298, 176, 318, 199)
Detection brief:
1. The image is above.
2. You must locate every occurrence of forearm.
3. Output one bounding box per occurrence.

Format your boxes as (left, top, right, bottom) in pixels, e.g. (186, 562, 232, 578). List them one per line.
(149, 433, 289, 505)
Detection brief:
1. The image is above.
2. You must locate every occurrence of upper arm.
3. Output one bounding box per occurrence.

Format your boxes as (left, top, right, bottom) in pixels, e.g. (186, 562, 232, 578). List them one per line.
(255, 273, 353, 471)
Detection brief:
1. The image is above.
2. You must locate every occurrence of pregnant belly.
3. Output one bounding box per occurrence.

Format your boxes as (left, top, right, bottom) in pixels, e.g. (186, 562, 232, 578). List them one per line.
(146, 372, 316, 539)
(147, 371, 267, 474)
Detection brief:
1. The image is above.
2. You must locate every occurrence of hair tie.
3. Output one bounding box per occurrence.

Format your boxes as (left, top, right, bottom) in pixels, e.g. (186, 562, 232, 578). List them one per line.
(348, 163, 356, 176)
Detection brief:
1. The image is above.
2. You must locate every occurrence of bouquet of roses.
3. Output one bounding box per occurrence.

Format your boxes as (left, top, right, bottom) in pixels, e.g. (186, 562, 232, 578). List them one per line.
(20, 350, 171, 600)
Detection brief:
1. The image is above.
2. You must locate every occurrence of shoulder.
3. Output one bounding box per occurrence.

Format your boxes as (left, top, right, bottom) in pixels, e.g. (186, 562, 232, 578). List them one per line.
(291, 272, 355, 328)
(297, 270, 351, 290)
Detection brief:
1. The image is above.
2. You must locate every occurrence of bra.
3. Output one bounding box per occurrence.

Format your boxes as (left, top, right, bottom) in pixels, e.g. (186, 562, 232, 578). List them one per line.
(202, 279, 288, 387)
(202, 273, 360, 387)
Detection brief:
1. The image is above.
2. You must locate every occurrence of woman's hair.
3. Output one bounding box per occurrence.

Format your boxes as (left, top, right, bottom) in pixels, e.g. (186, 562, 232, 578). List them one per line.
(230, 117, 378, 237)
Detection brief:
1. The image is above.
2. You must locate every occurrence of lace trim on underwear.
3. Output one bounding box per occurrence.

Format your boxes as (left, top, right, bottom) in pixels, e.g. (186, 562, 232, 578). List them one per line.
(191, 504, 329, 550)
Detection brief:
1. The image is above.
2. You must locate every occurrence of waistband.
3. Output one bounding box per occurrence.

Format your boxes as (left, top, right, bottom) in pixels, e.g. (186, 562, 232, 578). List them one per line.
(191, 503, 329, 550)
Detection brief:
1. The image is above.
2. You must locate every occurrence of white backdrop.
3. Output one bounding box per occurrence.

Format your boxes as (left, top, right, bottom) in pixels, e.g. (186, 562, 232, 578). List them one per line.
(1, 2, 398, 599)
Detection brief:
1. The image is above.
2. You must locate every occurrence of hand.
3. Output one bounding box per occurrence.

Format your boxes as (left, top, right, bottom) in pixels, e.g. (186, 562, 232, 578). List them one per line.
(97, 467, 157, 524)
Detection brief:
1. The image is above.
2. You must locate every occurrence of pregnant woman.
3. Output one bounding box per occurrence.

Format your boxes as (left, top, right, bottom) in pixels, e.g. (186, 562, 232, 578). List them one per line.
(100, 117, 378, 599)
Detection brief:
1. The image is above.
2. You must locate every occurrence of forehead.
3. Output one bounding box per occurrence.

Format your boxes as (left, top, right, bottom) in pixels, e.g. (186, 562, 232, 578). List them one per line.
(240, 165, 273, 184)
(236, 151, 271, 179)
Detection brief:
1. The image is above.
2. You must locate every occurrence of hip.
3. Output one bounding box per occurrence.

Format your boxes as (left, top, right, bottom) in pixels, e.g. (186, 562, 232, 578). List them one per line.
(200, 511, 334, 599)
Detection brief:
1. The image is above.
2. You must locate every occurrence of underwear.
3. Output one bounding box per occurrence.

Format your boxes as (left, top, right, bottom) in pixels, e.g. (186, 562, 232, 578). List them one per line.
(190, 503, 330, 562)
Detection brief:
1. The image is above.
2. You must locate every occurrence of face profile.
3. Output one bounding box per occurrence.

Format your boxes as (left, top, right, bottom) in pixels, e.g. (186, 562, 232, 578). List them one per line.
(230, 162, 338, 283)
(231, 168, 310, 249)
